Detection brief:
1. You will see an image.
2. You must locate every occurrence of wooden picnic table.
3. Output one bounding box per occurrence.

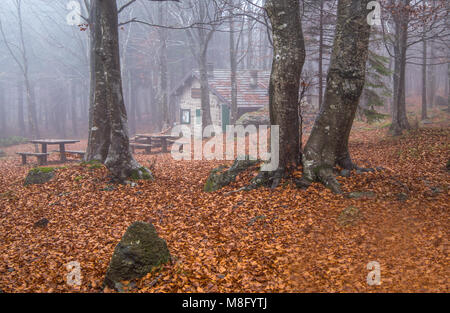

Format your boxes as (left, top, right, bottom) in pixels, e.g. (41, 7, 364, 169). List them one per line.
(134, 134, 179, 153)
(30, 139, 80, 163)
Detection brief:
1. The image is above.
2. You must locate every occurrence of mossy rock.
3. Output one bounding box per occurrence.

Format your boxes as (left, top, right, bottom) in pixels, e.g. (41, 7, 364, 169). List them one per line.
(345, 191, 376, 199)
(81, 160, 104, 170)
(0, 149, 5, 157)
(204, 157, 259, 192)
(103, 221, 170, 290)
(337, 206, 361, 227)
(24, 167, 55, 186)
(130, 167, 153, 181)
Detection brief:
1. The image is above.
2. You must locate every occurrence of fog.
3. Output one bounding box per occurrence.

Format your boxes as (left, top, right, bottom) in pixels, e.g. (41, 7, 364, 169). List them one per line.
(0, 0, 448, 139)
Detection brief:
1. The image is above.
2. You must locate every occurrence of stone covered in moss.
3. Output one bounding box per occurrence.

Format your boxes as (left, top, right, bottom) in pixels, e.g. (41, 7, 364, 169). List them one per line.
(0, 149, 5, 157)
(337, 206, 361, 227)
(24, 167, 55, 186)
(81, 160, 104, 170)
(103, 221, 170, 290)
(345, 191, 376, 199)
(130, 167, 153, 180)
(204, 157, 259, 192)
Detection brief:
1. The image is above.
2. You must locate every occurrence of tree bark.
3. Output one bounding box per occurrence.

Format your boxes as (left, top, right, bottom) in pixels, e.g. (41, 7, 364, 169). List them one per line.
(70, 80, 78, 136)
(157, 3, 169, 130)
(229, 16, 238, 124)
(17, 82, 26, 136)
(199, 57, 213, 128)
(318, 0, 324, 110)
(421, 34, 427, 120)
(86, 0, 150, 182)
(302, 0, 371, 193)
(390, 0, 410, 136)
(265, 0, 306, 171)
(0, 83, 5, 135)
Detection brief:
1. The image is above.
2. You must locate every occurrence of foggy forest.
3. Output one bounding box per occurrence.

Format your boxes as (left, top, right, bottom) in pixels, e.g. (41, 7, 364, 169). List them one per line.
(0, 0, 448, 297)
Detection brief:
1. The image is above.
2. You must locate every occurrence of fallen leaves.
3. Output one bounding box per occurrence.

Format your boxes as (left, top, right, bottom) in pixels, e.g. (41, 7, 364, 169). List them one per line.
(0, 126, 448, 293)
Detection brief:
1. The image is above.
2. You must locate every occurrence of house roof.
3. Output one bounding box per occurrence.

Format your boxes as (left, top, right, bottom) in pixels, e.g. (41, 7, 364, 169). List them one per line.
(170, 69, 271, 108)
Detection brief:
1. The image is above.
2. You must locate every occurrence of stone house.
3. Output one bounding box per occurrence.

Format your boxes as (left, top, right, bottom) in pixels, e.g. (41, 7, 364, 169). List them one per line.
(170, 67, 271, 133)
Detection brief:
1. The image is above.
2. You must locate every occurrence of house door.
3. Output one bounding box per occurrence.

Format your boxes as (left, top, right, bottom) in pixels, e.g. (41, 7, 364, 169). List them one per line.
(221, 105, 230, 133)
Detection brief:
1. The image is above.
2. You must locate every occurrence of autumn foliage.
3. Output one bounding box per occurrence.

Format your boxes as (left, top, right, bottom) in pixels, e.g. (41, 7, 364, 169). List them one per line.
(0, 121, 448, 292)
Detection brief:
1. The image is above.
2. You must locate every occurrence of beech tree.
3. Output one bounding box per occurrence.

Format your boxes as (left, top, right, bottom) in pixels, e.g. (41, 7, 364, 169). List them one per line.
(0, 0, 40, 139)
(262, 0, 306, 183)
(301, 0, 372, 193)
(85, 0, 151, 182)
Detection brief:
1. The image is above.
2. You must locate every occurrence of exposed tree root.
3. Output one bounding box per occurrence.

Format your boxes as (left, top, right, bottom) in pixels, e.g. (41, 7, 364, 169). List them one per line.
(247, 167, 285, 190)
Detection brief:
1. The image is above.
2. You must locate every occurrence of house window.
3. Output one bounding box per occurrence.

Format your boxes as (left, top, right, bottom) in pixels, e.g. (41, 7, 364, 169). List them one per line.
(191, 88, 201, 99)
(181, 109, 191, 124)
(195, 109, 202, 125)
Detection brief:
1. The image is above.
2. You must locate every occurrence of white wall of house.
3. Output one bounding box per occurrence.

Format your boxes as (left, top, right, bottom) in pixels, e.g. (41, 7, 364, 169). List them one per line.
(177, 79, 223, 134)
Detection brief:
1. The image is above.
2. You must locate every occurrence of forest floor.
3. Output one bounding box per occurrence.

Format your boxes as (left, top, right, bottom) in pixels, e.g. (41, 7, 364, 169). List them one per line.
(0, 106, 449, 293)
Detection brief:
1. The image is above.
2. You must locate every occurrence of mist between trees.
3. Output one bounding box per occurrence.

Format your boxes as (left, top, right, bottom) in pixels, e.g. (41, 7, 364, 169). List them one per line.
(0, 0, 448, 185)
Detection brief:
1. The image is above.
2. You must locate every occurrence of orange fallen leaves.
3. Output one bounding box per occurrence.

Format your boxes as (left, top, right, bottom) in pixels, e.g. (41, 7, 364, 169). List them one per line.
(0, 127, 448, 293)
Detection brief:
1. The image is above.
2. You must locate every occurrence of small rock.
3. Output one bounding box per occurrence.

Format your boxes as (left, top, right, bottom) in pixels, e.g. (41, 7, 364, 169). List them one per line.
(248, 215, 266, 226)
(7, 267, 14, 272)
(337, 206, 361, 226)
(33, 218, 49, 228)
(24, 168, 55, 186)
(430, 186, 443, 196)
(101, 185, 116, 191)
(345, 191, 376, 199)
(0, 149, 5, 157)
(340, 169, 351, 177)
(396, 192, 408, 201)
(114, 282, 124, 293)
(103, 221, 171, 290)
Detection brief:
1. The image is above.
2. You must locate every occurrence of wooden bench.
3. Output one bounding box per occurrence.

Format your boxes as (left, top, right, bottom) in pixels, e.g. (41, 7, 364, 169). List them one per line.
(130, 143, 154, 154)
(16, 152, 50, 165)
(53, 150, 86, 158)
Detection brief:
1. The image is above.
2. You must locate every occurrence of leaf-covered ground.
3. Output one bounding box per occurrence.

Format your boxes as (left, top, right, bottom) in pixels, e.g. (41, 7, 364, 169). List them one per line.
(0, 121, 448, 293)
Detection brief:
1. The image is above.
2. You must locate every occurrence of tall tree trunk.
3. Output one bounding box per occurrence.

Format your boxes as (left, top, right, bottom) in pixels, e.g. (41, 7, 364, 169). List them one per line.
(421, 34, 427, 120)
(448, 51, 450, 111)
(17, 82, 26, 136)
(158, 3, 169, 130)
(199, 56, 213, 129)
(24, 78, 39, 138)
(427, 39, 436, 107)
(0, 83, 5, 135)
(301, 0, 371, 193)
(318, 0, 324, 110)
(71, 80, 78, 136)
(86, 0, 111, 161)
(390, 0, 410, 136)
(129, 70, 137, 136)
(60, 85, 67, 139)
(229, 16, 238, 124)
(246, 16, 254, 69)
(265, 0, 306, 171)
(86, 0, 150, 182)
